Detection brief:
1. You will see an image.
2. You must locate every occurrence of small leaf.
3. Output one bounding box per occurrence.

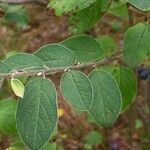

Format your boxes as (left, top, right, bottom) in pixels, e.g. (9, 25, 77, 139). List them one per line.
(84, 131, 103, 146)
(4, 5, 29, 28)
(16, 78, 58, 150)
(60, 70, 93, 111)
(89, 70, 122, 127)
(135, 119, 143, 129)
(0, 98, 17, 135)
(4, 53, 45, 71)
(128, 0, 150, 11)
(48, 0, 97, 16)
(108, 1, 128, 19)
(69, 1, 102, 34)
(61, 35, 103, 63)
(34, 43, 75, 67)
(123, 23, 150, 68)
(11, 78, 25, 98)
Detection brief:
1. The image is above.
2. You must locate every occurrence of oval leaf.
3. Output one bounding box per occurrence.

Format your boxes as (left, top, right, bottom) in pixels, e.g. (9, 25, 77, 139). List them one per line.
(0, 98, 17, 135)
(11, 78, 25, 98)
(34, 44, 75, 67)
(16, 78, 58, 150)
(60, 70, 93, 111)
(61, 35, 103, 63)
(123, 23, 150, 68)
(4, 53, 45, 71)
(89, 70, 122, 127)
(99, 66, 137, 111)
(128, 0, 150, 11)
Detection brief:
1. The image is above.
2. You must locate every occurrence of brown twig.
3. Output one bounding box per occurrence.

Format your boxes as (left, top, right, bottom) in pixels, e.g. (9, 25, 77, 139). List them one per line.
(0, 51, 122, 78)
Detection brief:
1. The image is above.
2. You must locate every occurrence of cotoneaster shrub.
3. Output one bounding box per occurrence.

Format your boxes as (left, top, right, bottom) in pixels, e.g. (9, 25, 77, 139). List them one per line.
(0, 0, 150, 149)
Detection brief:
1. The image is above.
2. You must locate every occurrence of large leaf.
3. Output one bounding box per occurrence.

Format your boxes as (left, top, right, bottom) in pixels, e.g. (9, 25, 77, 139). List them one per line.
(16, 78, 58, 150)
(60, 70, 93, 111)
(0, 98, 17, 135)
(69, 1, 102, 34)
(61, 35, 103, 63)
(128, 0, 150, 11)
(100, 66, 137, 111)
(123, 23, 150, 68)
(48, 0, 97, 16)
(89, 70, 122, 127)
(34, 44, 75, 67)
(4, 53, 45, 71)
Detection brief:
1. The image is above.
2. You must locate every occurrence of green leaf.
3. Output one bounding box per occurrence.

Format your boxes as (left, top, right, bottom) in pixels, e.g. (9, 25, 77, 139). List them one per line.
(97, 35, 117, 57)
(128, 0, 150, 11)
(100, 66, 137, 111)
(108, 1, 128, 19)
(69, 1, 102, 34)
(100, 0, 112, 12)
(123, 23, 150, 68)
(60, 70, 93, 111)
(0, 61, 12, 88)
(0, 61, 12, 74)
(11, 78, 25, 98)
(4, 5, 29, 28)
(61, 35, 103, 63)
(34, 44, 75, 67)
(0, 98, 17, 135)
(48, 0, 97, 16)
(7, 140, 26, 150)
(89, 70, 122, 127)
(84, 131, 103, 146)
(135, 119, 143, 129)
(16, 78, 58, 150)
(4, 53, 45, 71)
(41, 143, 56, 150)
(0, 61, 12, 83)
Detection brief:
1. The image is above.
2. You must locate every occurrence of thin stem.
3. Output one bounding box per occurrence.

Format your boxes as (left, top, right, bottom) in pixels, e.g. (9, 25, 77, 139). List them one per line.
(0, 51, 122, 78)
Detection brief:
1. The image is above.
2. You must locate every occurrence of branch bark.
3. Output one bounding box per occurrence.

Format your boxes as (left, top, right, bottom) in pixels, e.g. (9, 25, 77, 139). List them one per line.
(0, 0, 48, 5)
(0, 51, 122, 78)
